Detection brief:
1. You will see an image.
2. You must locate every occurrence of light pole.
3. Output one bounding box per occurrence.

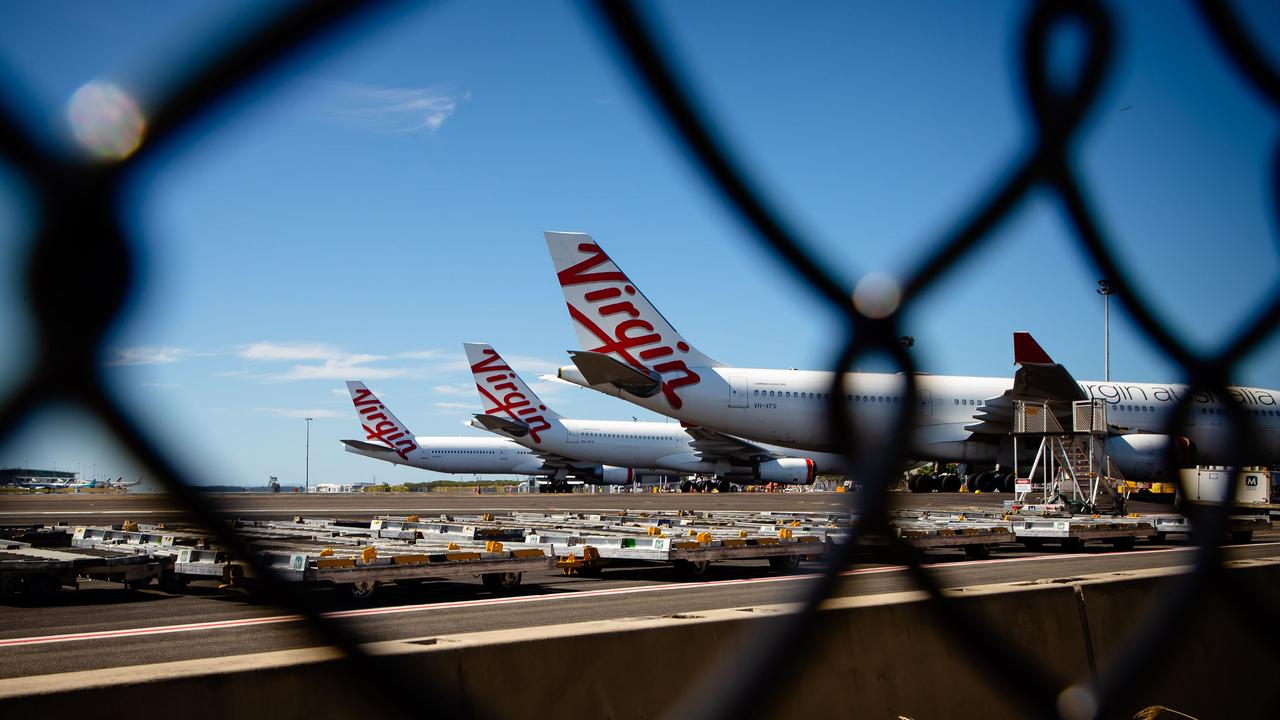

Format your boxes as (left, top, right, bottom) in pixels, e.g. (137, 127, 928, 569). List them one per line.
(1097, 280, 1113, 381)
(304, 417, 313, 493)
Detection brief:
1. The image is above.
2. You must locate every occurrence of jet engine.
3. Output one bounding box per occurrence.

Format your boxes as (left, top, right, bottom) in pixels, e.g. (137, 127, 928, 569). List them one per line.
(753, 457, 816, 484)
(579, 465, 635, 486)
(1105, 434, 1190, 481)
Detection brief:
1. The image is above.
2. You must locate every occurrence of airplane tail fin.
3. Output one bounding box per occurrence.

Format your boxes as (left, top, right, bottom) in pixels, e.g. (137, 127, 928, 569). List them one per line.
(463, 343, 559, 443)
(544, 231, 721, 408)
(345, 380, 420, 461)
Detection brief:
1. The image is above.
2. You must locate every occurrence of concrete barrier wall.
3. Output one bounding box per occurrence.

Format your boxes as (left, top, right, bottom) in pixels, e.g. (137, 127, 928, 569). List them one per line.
(1079, 560, 1280, 720)
(2, 562, 1274, 719)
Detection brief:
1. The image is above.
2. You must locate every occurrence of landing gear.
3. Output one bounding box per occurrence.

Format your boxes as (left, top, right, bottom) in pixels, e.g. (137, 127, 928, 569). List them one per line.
(910, 473, 939, 493)
(937, 473, 962, 493)
(679, 480, 695, 493)
(972, 470, 1012, 493)
(716, 478, 734, 493)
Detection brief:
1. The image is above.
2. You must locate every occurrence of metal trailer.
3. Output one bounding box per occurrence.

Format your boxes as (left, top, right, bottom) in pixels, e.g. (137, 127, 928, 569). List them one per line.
(1009, 515, 1158, 550)
(1147, 513, 1273, 544)
(75, 519, 552, 599)
(240, 545, 551, 598)
(1, 539, 162, 605)
(524, 529, 828, 577)
(890, 520, 1016, 559)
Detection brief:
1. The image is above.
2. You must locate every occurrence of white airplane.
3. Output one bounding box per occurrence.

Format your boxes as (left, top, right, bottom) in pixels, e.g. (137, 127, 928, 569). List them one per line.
(544, 231, 1280, 486)
(18, 477, 99, 490)
(339, 380, 636, 489)
(464, 342, 844, 490)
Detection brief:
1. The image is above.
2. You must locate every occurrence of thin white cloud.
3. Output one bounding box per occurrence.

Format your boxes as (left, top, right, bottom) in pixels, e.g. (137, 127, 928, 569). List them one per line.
(106, 346, 191, 366)
(239, 342, 353, 362)
(270, 360, 406, 382)
(325, 81, 467, 134)
(255, 408, 341, 419)
(239, 341, 415, 382)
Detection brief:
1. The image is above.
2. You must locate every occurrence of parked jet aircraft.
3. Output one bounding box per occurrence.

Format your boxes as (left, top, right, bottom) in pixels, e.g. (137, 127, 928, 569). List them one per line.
(18, 477, 99, 490)
(464, 342, 842, 490)
(340, 380, 635, 489)
(544, 231, 1280, 486)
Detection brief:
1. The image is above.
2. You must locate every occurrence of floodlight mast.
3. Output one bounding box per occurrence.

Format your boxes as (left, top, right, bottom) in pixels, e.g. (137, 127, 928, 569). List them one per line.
(1097, 280, 1113, 382)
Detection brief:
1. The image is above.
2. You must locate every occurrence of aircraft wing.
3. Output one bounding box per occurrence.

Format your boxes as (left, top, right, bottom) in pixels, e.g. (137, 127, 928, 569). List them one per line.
(964, 332, 1087, 436)
(683, 425, 777, 463)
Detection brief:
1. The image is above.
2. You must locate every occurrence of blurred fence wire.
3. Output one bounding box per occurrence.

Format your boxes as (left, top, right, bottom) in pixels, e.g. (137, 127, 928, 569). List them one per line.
(0, 0, 1276, 718)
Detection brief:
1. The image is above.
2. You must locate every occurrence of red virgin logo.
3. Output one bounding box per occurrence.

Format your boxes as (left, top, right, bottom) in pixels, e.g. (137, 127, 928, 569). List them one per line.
(470, 348, 552, 443)
(558, 242, 701, 409)
(351, 388, 417, 461)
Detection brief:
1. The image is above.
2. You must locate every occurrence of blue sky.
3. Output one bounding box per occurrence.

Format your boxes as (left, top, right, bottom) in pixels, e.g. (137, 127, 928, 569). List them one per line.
(1, 1, 1277, 487)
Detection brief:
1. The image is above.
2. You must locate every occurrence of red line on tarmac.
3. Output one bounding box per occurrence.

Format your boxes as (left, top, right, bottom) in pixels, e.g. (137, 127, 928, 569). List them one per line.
(3, 543, 1264, 649)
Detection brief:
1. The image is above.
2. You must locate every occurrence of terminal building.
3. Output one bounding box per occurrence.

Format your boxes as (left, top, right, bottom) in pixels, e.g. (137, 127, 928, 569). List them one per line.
(0, 467, 78, 487)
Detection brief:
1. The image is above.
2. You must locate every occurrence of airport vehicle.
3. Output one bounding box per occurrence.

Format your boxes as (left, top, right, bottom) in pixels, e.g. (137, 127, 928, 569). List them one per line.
(543, 232, 1280, 485)
(340, 381, 634, 490)
(464, 342, 843, 490)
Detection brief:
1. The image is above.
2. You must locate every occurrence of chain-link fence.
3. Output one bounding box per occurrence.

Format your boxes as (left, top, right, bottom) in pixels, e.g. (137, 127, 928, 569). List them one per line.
(1, 1, 1276, 718)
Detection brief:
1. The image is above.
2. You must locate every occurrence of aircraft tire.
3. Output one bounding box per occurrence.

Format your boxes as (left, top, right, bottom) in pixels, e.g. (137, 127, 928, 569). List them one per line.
(974, 470, 999, 493)
(938, 473, 962, 493)
(679, 480, 695, 493)
(916, 474, 940, 493)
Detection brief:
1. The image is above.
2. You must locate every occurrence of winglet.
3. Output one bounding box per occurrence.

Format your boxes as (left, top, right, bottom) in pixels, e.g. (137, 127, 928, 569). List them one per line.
(1013, 332, 1054, 365)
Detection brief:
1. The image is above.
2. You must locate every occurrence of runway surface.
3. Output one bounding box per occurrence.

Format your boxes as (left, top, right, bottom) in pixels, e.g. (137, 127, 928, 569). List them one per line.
(1, 492, 1272, 681)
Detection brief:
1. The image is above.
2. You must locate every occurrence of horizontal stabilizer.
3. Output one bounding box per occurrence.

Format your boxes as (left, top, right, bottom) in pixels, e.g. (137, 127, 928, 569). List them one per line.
(471, 413, 530, 437)
(568, 350, 663, 398)
(341, 439, 399, 455)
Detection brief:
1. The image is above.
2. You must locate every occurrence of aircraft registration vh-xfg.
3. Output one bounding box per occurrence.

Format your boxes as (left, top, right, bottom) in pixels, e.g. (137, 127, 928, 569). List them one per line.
(464, 342, 844, 491)
(544, 231, 1280, 489)
(339, 380, 641, 490)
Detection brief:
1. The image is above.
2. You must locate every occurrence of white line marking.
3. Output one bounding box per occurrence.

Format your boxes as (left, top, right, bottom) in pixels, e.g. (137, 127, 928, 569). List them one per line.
(7, 543, 1264, 649)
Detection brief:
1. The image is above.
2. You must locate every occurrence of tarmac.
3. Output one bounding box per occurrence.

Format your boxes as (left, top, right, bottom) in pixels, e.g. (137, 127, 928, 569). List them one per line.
(1, 491, 1274, 683)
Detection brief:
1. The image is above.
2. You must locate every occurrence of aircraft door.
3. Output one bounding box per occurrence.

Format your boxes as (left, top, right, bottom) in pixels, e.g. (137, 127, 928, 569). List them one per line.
(728, 375, 749, 408)
(919, 389, 932, 417)
(498, 445, 509, 461)
(566, 429, 578, 443)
